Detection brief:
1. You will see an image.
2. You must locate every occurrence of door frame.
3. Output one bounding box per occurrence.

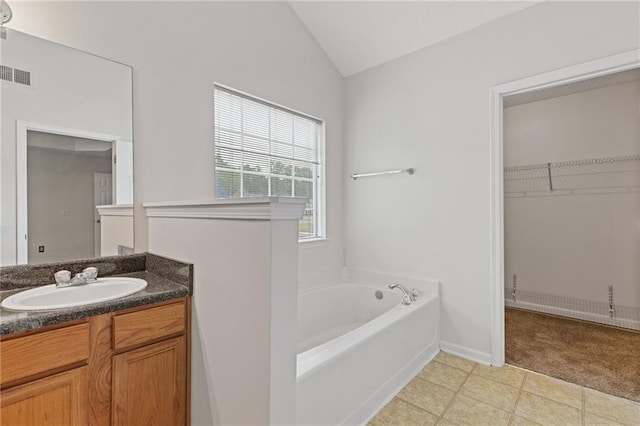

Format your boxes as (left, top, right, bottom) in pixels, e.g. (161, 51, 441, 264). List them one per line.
(16, 121, 121, 264)
(488, 49, 640, 366)
(93, 172, 113, 257)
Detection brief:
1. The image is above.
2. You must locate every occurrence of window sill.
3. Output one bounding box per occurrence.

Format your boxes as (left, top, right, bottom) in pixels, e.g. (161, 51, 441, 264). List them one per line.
(298, 237, 329, 249)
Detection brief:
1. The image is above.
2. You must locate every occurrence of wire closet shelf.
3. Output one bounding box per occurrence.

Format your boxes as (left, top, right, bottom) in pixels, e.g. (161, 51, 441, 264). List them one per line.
(504, 154, 640, 195)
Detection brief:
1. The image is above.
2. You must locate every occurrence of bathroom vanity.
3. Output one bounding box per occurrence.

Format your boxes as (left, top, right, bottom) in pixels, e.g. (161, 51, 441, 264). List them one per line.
(0, 253, 193, 425)
(0, 21, 192, 426)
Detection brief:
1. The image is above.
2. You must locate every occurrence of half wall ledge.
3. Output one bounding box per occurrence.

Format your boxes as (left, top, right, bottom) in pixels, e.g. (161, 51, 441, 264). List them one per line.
(143, 196, 307, 220)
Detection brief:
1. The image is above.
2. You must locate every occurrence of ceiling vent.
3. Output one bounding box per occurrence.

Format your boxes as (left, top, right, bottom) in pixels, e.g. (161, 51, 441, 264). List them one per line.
(0, 64, 31, 86)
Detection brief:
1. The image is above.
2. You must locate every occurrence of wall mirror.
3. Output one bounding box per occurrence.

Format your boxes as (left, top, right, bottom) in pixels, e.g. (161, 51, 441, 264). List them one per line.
(1, 28, 134, 266)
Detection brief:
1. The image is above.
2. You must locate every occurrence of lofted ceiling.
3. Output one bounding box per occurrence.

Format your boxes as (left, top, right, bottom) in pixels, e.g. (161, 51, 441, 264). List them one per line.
(289, 1, 540, 77)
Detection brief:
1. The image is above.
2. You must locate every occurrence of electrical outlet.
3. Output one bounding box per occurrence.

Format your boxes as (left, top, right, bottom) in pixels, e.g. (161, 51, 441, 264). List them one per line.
(61, 209, 70, 216)
(38, 246, 44, 253)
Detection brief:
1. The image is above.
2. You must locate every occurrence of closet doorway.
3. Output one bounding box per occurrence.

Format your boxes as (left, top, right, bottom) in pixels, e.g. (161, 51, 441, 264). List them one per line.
(502, 68, 640, 402)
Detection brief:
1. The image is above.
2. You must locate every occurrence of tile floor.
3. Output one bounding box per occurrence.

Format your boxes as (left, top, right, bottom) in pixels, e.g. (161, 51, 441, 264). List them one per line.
(369, 351, 640, 426)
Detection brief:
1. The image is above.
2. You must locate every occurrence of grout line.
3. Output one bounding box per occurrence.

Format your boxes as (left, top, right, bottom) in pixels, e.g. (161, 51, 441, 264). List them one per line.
(436, 364, 475, 423)
(519, 388, 584, 412)
(393, 380, 450, 420)
(450, 392, 515, 417)
(442, 358, 526, 392)
(509, 371, 529, 425)
(506, 362, 631, 414)
(432, 359, 475, 375)
(437, 361, 521, 420)
(394, 394, 442, 419)
(470, 364, 526, 390)
(435, 358, 477, 375)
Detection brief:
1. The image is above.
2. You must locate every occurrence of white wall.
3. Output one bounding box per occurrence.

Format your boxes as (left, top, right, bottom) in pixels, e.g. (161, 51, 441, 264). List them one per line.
(504, 81, 640, 308)
(149, 218, 273, 426)
(343, 1, 640, 360)
(8, 1, 345, 290)
(0, 28, 132, 265)
(27, 145, 112, 263)
(504, 82, 640, 165)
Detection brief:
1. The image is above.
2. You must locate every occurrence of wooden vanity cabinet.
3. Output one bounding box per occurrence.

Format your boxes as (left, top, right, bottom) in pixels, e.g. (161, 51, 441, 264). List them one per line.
(111, 301, 188, 426)
(1, 367, 89, 425)
(112, 336, 186, 425)
(0, 297, 190, 426)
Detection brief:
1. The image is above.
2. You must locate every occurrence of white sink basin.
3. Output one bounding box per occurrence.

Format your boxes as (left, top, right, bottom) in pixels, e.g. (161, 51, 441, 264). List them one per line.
(1, 277, 148, 311)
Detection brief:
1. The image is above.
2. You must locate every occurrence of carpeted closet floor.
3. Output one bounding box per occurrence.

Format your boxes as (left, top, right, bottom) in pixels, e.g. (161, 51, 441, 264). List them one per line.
(505, 307, 640, 403)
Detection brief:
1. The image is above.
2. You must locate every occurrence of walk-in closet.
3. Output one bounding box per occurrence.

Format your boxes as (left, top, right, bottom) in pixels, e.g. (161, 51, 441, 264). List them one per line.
(503, 69, 640, 402)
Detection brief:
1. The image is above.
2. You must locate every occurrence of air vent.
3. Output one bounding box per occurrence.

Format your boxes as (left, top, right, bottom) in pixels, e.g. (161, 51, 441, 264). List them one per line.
(13, 68, 30, 86)
(0, 65, 12, 82)
(0, 64, 32, 87)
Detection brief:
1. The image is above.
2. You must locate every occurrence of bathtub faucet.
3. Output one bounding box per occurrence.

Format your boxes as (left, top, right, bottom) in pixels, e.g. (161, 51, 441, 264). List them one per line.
(389, 283, 418, 305)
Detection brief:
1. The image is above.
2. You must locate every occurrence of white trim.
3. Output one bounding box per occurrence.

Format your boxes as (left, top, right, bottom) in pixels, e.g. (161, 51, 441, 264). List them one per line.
(16, 123, 28, 265)
(298, 237, 329, 249)
(96, 204, 134, 217)
(440, 341, 492, 366)
(143, 197, 307, 220)
(316, 120, 327, 240)
(489, 49, 640, 367)
(489, 84, 505, 367)
(15, 121, 123, 264)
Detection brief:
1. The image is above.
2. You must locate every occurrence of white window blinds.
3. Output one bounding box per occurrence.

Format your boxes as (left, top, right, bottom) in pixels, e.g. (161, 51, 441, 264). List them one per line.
(214, 84, 323, 239)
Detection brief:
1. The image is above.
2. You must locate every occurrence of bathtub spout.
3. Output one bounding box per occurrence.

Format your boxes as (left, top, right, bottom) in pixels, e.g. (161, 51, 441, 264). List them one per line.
(389, 283, 418, 305)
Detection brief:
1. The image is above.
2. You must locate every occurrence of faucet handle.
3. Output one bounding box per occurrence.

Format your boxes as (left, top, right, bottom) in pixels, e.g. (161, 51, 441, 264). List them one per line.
(82, 267, 98, 281)
(54, 270, 71, 285)
(410, 288, 419, 301)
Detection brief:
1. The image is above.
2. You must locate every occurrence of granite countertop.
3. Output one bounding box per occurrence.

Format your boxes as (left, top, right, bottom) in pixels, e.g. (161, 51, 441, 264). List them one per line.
(0, 253, 193, 336)
(0, 271, 189, 336)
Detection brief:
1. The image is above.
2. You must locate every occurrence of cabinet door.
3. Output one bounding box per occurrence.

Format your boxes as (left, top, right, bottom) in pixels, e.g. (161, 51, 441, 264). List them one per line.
(1, 366, 88, 426)
(112, 336, 186, 426)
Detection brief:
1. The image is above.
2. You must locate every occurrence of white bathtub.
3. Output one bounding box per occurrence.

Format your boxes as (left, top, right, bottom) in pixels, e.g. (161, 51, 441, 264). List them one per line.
(296, 279, 440, 425)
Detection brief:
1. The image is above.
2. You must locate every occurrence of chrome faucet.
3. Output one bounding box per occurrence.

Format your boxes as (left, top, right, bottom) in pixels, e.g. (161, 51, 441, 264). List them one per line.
(389, 283, 419, 305)
(55, 267, 98, 288)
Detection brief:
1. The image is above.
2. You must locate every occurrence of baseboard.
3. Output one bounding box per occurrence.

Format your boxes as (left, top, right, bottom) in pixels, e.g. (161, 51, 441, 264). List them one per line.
(344, 341, 440, 426)
(505, 299, 640, 331)
(440, 340, 493, 366)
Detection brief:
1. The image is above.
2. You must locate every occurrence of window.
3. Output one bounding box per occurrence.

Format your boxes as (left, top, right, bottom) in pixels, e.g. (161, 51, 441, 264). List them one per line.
(214, 84, 324, 240)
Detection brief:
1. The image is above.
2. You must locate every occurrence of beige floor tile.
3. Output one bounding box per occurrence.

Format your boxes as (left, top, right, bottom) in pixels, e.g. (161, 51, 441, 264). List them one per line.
(435, 420, 458, 426)
(472, 364, 526, 389)
(369, 398, 439, 426)
(584, 390, 640, 425)
(435, 351, 477, 372)
(522, 373, 583, 409)
(418, 361, 469, 391)
(458, 374, 520, 411)
(515, 391, 582, 426)
(510, 415, 542, 426)
(397, 377, 456, 417)
(584, 412, 625, 426)
(441, 394, 511, 426)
